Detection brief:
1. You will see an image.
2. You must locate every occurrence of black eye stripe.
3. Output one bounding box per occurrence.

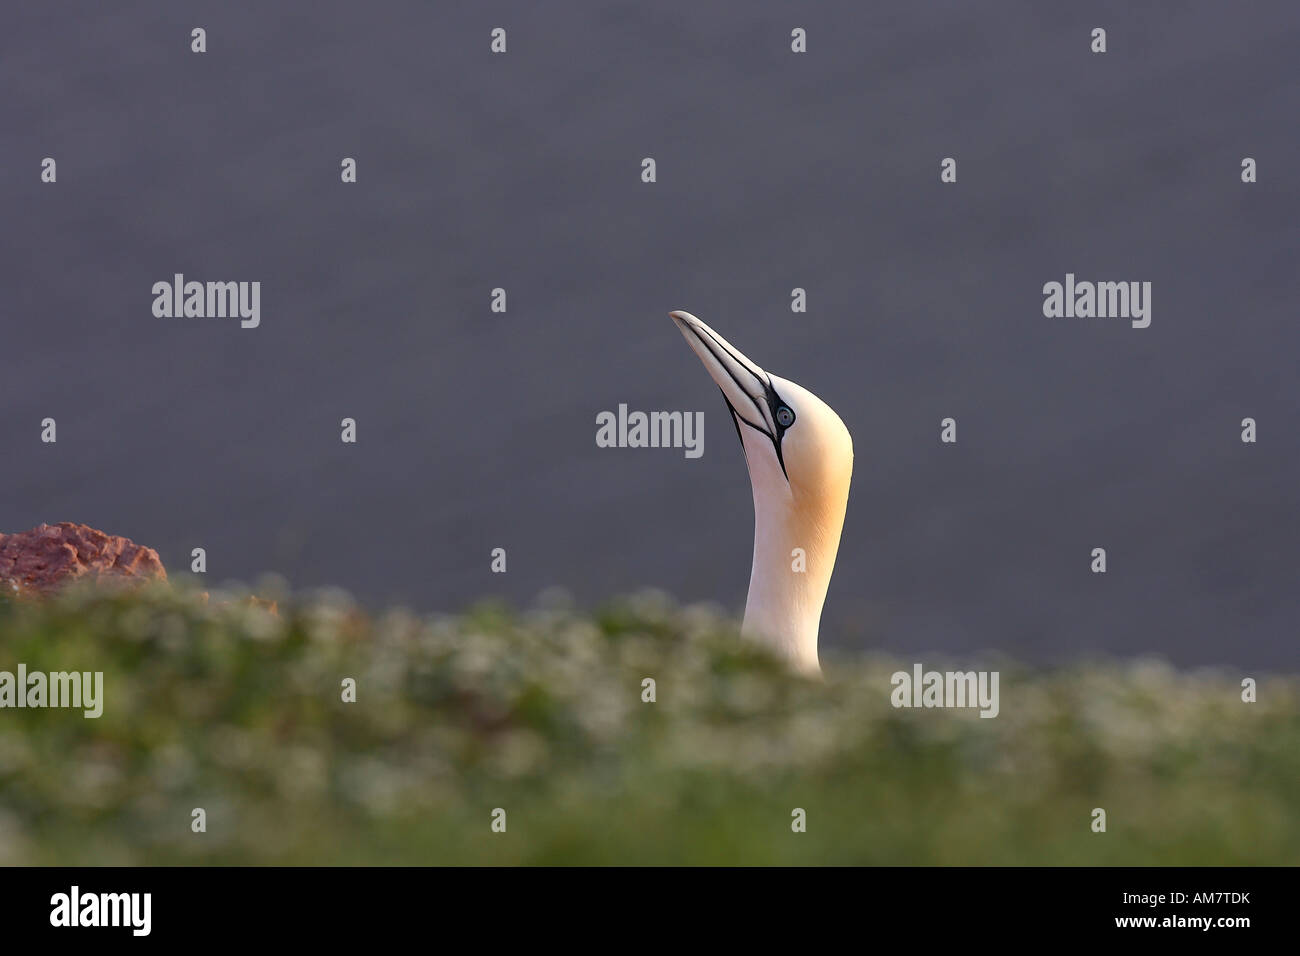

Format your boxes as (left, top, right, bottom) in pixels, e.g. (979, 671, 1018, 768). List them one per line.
(765, 394, 793, 481)
(688, 320, 792, 483)
(734, 409, 771, 439)
(721, 393, 790, 483)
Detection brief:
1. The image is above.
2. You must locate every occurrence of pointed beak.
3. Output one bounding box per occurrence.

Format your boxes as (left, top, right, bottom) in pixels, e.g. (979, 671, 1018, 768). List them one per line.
(670, 311, 777, 436)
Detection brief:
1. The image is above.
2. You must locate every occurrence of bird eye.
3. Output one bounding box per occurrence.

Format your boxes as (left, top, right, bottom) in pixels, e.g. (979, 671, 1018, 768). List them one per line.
(775, 405, 795, 428)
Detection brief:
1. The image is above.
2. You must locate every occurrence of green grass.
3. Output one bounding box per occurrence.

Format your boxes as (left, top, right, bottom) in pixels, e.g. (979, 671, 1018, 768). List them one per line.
(0, 582, 1295, 865)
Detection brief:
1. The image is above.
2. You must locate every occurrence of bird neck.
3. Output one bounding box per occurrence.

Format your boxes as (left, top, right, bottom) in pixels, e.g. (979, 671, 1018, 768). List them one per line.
(741, 478, 840, 677)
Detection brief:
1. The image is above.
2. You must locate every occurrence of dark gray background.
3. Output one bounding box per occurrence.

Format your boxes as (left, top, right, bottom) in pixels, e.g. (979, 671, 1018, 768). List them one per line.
(3, 2, 1296, 667)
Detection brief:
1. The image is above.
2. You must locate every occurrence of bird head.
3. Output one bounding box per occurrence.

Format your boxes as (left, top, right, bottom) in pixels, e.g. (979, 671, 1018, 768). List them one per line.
(670, 310, 853, 514)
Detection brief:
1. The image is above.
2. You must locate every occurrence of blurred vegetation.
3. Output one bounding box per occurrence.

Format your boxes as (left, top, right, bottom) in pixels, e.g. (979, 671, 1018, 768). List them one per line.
(0, 582, 1296, 865)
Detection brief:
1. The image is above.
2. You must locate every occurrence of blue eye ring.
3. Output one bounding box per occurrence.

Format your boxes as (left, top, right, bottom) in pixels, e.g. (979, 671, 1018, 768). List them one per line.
(775, 405, 795, 428)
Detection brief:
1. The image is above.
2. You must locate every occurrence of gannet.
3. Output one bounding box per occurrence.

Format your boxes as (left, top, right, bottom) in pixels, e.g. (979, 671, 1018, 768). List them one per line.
(670, 311, 853, 676)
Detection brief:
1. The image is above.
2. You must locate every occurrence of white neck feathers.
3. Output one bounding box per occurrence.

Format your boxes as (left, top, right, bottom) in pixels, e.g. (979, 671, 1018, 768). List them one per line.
(736, 421, 849, 676)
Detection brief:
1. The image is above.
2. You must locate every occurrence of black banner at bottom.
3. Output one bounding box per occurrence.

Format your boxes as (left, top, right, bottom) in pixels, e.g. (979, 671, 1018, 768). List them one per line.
(0, 865, 1285, 942)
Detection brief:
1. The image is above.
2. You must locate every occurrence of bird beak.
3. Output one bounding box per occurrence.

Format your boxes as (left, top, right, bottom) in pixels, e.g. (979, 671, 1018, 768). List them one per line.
(670, 311, 778, 438)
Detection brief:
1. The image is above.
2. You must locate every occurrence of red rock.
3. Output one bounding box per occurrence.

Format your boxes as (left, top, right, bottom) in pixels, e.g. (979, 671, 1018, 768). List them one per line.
(0, 522, 167, 598)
